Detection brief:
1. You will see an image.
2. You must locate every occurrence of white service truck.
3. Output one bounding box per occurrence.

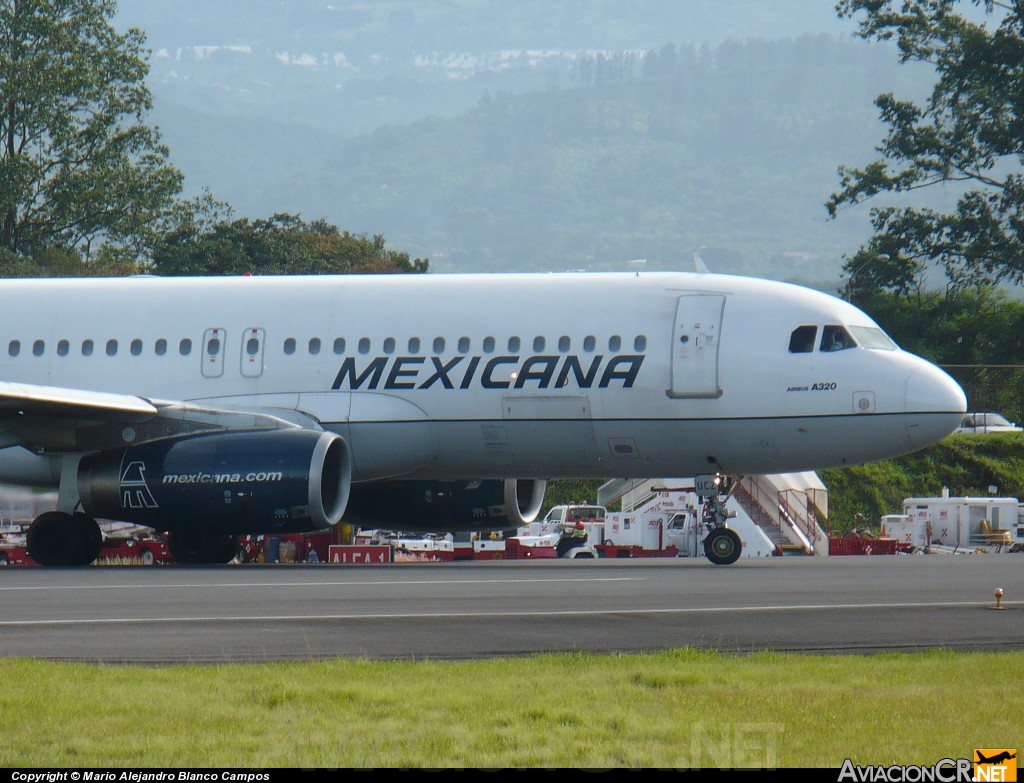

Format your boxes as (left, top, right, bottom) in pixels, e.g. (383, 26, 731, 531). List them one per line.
(523, 504, 606, 558)
(899, 495, 1021, 552)
(526, 477, 774, 564)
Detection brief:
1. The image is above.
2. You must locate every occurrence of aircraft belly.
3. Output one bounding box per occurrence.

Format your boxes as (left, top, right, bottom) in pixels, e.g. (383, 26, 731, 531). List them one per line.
(499, 395, 599, 472)
(355, 413, 920, 480)
(344, 420, 436, 480)
(623, 414, 917, 475)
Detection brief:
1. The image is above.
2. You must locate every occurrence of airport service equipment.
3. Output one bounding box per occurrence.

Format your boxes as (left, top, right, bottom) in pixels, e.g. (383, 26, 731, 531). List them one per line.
(902, 496, 1019, 550)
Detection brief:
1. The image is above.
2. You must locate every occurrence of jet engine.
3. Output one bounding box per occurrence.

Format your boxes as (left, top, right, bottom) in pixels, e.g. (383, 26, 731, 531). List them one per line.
(342, 478, 547, 532)
(77, 428, 350, 535)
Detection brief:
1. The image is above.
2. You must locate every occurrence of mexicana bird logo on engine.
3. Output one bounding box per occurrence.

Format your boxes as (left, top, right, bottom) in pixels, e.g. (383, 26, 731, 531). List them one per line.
(119, 461, 159, 510)
(330, 353, 645, 391)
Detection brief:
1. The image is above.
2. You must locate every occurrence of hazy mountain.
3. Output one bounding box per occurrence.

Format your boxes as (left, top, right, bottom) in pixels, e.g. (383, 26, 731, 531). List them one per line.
(119, 0, 857, 135)
(113, 1, 941, 284)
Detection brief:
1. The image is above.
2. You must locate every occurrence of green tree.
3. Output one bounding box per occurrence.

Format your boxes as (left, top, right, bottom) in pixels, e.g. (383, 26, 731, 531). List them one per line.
(850, 286, 1024, 364)
(826, 0, 1024, 291)
(0, 0, 182, 265)
(151, 208, 429, 276)
(846, 284, 1024, 422)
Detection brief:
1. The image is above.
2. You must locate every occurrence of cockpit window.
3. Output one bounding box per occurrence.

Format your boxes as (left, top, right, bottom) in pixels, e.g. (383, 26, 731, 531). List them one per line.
(848, 325, 898, 351)
(789, 325, 818, 353)
(820, 325, 857, 352)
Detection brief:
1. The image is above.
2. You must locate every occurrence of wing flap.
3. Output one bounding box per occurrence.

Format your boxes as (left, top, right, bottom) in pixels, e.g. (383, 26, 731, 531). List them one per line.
(0, 383, 302, 452)
(0, 381, 158, 418)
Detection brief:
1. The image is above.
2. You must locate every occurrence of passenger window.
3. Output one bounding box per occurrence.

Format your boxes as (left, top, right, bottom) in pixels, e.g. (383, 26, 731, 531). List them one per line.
(634, 335, 647, 351)
(179, 338, 192, 356)
(584, 335, 596, 352)
(284, 338, 296, 355)
(408, 337, 421, 354)
(458, 337, 470, 353)
(433, 337, 445, 354)
(483, 337, 495, 354)
(57, 340, 69, 357)
(789, 325, 817, 353)
(155, 339, 167, 356)
(8, 340, 18, 357)
(106, 339, 118, 356)
(32, 340, 43, 357)
(558, 336, 571, 352)
(383, 337, 395, 355)
(130, 339, 142, 356)
(508, 336, 521, 352)
(246, 338, 259, 356)
(533, 336, 545, 352)
(309, 338, 321, 355)
(333, 338, 345, 354)
(609, 335, 622, 352)
(207, 337, 221, 356)
(82, 339, 94, 357)
(358, 338, 370, 354)
(820, 325, 857, 353)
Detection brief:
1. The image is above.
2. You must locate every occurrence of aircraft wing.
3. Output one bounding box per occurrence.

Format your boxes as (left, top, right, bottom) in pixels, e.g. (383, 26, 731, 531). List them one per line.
(0, 381, 301, 453)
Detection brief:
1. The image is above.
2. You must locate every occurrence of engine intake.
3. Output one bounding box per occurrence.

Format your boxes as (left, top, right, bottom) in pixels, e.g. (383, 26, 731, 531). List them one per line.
(504, 478, 546, 526)
(342, 478, 546, 532)
(78, 429, 351, 535)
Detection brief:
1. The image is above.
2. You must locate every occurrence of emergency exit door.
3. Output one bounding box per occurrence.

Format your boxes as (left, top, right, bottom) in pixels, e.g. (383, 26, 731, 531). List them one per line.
(668, 294, 725, 398)
(240, 327, 265, 378)
(201, 328, 225, 378)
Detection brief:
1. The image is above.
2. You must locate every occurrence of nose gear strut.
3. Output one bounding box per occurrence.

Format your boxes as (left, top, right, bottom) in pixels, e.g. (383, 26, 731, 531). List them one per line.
(695, 473, 742, 565)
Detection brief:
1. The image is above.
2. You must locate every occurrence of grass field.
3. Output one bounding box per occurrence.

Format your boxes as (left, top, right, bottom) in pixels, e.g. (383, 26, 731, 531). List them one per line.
(0, 648, 1018, 769)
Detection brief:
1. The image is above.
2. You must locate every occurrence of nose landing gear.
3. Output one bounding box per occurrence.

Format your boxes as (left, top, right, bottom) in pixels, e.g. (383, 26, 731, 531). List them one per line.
(703, 526, 742, 565)
(697, 473, 742, 566)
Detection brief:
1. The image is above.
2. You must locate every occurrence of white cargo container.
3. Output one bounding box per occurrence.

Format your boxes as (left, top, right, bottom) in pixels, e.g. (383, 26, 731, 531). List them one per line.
(879, 514, 927, 549)
(902, 496, 1018, 550)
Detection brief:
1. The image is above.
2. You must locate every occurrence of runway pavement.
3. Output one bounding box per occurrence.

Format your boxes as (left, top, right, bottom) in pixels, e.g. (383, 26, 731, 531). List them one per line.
(0, 554, 1020, 663)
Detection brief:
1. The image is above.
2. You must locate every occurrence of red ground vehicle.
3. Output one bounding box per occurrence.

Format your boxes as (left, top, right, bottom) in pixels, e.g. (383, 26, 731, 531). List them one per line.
(94, 536, 173, 565)
(0, 531, 172, 565)
(0, 541, 34, 565)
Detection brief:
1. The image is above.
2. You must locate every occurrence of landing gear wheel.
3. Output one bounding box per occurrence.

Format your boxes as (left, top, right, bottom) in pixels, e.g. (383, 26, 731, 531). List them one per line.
(704, 527, 742, 566)
(26, 511, 102, 566)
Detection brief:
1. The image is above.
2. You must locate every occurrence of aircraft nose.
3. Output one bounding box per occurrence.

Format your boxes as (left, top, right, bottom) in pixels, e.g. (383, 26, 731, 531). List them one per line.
(905, 361, 967, 448)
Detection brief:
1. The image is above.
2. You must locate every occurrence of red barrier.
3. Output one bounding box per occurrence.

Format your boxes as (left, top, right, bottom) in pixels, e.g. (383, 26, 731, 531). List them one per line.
(828, 538, 898, 556)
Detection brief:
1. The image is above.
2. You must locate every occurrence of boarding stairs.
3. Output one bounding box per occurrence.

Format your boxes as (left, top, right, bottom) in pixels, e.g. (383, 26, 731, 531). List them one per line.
(597, 478, 658, 509)
(732, 473, 828, 555)
(598, 472, 829, 556)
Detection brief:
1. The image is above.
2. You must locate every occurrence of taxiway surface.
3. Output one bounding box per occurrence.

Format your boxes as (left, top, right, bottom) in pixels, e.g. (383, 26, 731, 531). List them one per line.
(0, 555, 1020, 663)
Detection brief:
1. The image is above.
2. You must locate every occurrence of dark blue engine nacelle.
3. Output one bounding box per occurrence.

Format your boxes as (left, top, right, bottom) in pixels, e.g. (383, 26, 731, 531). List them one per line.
(342, 478, 547, 532)
(78, 429, 351, 535)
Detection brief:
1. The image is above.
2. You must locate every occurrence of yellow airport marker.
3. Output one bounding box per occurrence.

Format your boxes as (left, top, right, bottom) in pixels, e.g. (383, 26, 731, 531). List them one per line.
(993, 587, 1005, 610)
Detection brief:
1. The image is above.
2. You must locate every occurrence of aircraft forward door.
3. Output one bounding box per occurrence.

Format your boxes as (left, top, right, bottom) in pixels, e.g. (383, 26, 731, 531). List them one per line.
(668, 294, 725, 399)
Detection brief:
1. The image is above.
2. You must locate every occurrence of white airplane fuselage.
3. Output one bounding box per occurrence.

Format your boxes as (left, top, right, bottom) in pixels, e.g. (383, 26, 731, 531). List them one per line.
(0, 271, 965, 488)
